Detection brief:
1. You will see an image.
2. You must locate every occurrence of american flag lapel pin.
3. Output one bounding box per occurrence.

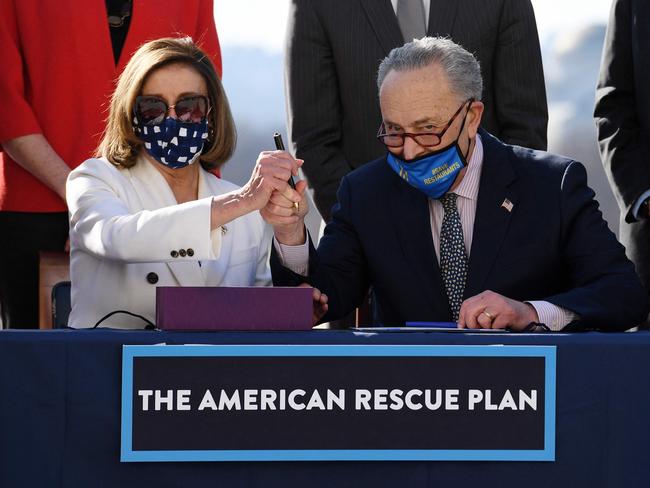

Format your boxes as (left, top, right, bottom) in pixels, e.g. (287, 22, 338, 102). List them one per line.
(501, 198, 514, 212)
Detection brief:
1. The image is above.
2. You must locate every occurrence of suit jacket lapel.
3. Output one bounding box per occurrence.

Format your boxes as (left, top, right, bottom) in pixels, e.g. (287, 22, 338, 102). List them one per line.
(129, 158, 206, 287)
(427, 0, 458, 37)
(359, 0, 405, 54)
(388, 171, 450, 317)
(359, 0, 458, 54)
(465, 132, 518, 297)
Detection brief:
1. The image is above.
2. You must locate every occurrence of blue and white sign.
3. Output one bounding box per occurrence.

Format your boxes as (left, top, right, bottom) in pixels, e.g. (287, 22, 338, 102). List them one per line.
(121, 344, 556, 462)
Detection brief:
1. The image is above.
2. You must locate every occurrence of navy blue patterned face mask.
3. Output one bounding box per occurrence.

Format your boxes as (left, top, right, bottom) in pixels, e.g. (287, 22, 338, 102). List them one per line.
(134, 116, 209, 169)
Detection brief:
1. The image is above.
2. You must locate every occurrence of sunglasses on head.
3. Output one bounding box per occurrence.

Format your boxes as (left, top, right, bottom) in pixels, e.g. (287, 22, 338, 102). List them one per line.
(134, 95, 210, 126)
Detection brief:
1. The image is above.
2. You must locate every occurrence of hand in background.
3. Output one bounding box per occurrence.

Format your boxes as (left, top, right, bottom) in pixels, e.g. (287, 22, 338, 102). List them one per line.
(299, 283, 328, 325)
(2, 134, 70, 202)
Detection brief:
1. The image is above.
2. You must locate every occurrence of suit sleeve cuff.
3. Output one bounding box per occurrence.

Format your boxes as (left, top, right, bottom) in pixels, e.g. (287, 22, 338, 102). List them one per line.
(526, 301, 577, 331)
(273, 236, 309, 276)
(632, 189, 650, 220)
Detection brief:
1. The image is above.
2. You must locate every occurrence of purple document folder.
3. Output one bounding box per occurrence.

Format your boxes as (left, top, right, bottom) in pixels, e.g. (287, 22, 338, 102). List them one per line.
(156, 286, 314, 331)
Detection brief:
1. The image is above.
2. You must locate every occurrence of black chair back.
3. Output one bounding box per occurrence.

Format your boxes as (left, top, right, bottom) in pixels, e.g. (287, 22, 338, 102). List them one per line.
(52, 281, 71, 329)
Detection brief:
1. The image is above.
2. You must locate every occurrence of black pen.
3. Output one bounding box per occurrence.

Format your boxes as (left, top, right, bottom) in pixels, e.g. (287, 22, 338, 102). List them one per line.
(273, 132, 299, 209)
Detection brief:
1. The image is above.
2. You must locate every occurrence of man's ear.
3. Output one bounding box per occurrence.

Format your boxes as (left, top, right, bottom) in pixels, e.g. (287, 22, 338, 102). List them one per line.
(467, 101, 484, 138)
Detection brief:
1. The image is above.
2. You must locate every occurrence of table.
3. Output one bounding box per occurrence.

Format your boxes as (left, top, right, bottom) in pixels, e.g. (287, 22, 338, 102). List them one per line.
(1, 329, 648, 487)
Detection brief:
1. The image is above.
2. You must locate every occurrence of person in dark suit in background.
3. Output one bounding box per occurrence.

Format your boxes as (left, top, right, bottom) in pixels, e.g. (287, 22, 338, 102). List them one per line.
(264, 37, 646, 332)
(595, 0, 650, 325)
(285, 0, 548, 223)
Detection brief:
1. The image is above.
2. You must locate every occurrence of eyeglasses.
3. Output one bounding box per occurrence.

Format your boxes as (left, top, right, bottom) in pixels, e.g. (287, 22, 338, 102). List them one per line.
(134, 95, 210, 126)
(377, 99, 473, 148)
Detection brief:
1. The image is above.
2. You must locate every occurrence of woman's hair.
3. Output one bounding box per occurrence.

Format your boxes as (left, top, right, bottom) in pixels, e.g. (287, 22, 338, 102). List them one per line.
(97, 37, 236, 170)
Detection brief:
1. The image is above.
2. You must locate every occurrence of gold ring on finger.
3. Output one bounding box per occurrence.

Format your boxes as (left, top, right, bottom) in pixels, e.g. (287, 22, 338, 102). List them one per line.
(482, 310, 495, 321)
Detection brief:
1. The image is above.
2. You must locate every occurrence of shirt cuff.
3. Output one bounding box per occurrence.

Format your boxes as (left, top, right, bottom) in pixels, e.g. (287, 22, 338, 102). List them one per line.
(632, 189, 650, 220)
(273, 236, 309, 276)
(526, 301, 577, 331)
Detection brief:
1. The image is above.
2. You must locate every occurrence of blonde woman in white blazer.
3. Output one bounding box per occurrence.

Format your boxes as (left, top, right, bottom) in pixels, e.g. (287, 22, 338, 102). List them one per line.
(66, 38, 305, 329)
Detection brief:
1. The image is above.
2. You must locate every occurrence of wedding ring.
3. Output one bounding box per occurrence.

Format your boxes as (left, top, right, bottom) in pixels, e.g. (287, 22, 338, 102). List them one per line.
(482, 310, 495, 321)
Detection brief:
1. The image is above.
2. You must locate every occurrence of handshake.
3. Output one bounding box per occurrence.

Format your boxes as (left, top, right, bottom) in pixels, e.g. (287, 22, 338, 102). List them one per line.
(243, 149, 310, 246)
(241, 149, 329, 324)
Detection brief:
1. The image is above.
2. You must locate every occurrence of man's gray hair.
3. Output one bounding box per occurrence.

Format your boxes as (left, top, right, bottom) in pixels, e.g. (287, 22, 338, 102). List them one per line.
(377, 37, 483, 101)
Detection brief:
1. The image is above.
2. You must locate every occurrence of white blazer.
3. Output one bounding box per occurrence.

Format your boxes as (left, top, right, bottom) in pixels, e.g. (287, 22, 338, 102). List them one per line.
(66, 156, 272, 329)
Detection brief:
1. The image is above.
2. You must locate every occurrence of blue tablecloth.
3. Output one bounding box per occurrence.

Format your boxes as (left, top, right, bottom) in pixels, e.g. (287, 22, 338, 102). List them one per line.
(1, 329, 648, 487)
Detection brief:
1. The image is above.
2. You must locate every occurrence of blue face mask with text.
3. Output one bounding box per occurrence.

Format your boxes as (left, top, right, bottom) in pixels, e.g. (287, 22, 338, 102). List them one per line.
(134, 116, 209, 169)
(386, 141, 468, 199)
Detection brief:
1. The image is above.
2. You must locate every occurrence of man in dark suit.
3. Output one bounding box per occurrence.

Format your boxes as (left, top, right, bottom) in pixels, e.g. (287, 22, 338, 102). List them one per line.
(286, 0, 548, 222)
(264, 37, 646, 331)
(595, 0, 650, 315)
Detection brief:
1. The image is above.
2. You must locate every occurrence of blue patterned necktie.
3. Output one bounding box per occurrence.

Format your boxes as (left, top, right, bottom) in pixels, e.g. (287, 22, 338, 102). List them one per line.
(439, 193, 468, 321)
